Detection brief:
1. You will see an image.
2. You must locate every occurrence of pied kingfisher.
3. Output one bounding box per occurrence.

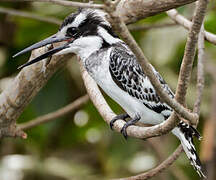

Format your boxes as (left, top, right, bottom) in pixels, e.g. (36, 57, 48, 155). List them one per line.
(14, 8, 205, 177)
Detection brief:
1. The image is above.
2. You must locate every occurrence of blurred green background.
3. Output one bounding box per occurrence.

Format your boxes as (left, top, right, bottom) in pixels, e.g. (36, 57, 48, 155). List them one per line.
(0, 1, 216, 180)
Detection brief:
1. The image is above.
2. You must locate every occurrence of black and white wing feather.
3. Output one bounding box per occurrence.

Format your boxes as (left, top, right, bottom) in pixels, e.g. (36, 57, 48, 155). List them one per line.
(109, 44, 174, 118)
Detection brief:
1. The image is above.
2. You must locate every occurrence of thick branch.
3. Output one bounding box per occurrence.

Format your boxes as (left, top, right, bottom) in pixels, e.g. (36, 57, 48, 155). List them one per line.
(117, 0, 197, 24)
(0, 47, 72, 138)
(18, 94, 89, 130)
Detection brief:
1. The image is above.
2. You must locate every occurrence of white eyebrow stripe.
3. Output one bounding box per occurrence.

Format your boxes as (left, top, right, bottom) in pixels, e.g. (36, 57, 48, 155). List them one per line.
(72, 12, 87, 27)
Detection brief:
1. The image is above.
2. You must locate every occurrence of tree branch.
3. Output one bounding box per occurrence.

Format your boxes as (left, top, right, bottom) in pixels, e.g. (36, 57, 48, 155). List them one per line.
(0, 6, 61, 25)
(18, 94, 89, 130)
(117, 0, 197, 24)
(1, 0, 104, 9)
(175, 0, 208, 106)
(167, 9, 216, 45)
(193, 24, 205, 115)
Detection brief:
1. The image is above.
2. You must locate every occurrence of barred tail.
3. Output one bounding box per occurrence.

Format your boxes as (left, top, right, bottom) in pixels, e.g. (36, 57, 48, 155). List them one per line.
(172, 121, 206, 178)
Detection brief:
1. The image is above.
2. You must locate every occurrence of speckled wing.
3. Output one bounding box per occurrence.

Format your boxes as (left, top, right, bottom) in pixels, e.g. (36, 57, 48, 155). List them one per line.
(109, 44, 174, 118)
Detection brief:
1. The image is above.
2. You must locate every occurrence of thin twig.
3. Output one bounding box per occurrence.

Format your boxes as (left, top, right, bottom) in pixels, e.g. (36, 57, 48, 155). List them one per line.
(175, 0, 208, 106)
(0, 6, 61, 25)
(167, 9, 216, 45)
(18, 94, 89, 130)
(193, 24, 205, 115)
(1, 0, 104, 9)
(147, 139, 190, 180)
(114, 146, 183, 180)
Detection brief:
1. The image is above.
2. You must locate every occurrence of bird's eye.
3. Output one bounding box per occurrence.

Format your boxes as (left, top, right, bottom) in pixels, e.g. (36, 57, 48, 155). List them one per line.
(67, 27, 78, 37)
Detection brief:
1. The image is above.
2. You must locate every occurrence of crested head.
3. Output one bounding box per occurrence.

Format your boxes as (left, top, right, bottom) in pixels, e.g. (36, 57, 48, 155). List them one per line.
(60, 8, 110, 30)
(56, 8, 121, 59)
(59, 8, 113, 40)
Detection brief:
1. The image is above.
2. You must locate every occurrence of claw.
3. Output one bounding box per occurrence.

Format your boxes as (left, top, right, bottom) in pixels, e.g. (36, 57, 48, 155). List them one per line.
(110, 117, 117, 130)
(119, 113, 141, 140)
(121, 124, 128, 139)
(109, 113, 130, 130)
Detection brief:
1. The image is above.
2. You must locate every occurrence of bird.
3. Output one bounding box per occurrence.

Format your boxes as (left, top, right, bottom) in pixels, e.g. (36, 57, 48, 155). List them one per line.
(13, 8, 206, 177)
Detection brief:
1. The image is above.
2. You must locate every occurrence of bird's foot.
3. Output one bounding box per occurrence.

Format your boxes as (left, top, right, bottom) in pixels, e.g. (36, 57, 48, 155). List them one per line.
(110, 113, 130, 130)
(120, 113, 141, 139)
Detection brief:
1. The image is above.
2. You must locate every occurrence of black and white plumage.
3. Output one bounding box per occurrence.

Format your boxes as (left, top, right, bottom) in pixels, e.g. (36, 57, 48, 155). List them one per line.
(14, 8, 205, 177)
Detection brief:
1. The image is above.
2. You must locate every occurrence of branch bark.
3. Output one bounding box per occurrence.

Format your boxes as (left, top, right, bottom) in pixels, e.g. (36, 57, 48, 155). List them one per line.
(117, 0, 197, 24)
(3, 0, 199, 24)
(175, 0, 208, 105)
(193, 24, 205, 115)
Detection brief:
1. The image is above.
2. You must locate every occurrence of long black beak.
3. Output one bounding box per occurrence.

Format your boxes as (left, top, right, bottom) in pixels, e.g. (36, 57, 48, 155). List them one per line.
(13, 34, 72, 69)
(13, 34, 69, 58)
(17, 43, 70, 70)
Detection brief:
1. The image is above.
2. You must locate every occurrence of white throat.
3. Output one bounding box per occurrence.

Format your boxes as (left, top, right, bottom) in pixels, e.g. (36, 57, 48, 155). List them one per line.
(59, 36, 103, 60)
